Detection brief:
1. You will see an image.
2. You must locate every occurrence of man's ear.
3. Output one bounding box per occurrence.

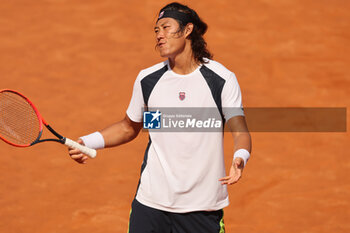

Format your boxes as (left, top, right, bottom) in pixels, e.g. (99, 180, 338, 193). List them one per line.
(185, 23, 194, 38)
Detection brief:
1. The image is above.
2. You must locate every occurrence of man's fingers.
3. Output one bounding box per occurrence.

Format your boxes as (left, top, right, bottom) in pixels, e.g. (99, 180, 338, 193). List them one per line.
(67, 139, 88, 164)
(79, 156, 88, 164)
(76, 155, 88, 164)
(219, 162, 243, 185)
(220, 174, 242, 185)
(69, 152, 83, 158)
(219, 176, 230, 181)
(70, 153, 89, 163)
(68, 147, 81, 154)
(219, 176, 233, 185)
(221, 178, 237, 185)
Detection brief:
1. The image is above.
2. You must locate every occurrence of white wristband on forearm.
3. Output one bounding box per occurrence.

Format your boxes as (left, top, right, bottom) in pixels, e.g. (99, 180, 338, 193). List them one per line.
(233, 149, 250, 167)
(79, 132, 105, 150)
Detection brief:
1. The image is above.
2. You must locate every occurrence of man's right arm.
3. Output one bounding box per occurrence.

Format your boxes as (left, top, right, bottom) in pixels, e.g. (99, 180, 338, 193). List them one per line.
(100, 115, 142, 148)
(70, 70, 145, 164)
(68, 115, 142, 164)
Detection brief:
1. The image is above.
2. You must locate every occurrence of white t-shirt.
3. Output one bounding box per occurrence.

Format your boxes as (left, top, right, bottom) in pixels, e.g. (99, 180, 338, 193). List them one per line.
(126, 59, 244, 213)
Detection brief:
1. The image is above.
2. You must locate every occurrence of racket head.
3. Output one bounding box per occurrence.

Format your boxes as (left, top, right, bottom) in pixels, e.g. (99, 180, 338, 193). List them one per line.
(0, 89, 44, 147)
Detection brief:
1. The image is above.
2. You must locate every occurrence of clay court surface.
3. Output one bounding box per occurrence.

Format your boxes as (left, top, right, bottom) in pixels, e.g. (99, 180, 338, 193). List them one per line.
(0, 0, 349, 232)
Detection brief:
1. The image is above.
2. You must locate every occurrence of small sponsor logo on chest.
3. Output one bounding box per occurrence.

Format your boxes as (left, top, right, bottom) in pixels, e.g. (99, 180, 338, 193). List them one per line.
(179, 92, 186, 101)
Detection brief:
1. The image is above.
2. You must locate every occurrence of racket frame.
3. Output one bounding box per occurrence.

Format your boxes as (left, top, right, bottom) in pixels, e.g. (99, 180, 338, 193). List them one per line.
(0, 89, 87, 149)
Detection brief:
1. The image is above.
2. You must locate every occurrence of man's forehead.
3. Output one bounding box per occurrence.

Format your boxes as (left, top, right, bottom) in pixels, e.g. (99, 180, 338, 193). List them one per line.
(155, 17, 177, 27)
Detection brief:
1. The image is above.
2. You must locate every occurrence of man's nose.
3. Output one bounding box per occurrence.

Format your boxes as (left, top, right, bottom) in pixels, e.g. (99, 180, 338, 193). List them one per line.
(156, 30, 165, 41)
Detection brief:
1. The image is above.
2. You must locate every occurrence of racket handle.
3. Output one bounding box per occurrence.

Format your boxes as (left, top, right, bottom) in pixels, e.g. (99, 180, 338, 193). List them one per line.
(64, 138, 97, 158)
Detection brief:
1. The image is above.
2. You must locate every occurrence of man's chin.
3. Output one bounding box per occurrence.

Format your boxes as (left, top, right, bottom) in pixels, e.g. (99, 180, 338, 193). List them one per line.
(159, 53, 170, 58)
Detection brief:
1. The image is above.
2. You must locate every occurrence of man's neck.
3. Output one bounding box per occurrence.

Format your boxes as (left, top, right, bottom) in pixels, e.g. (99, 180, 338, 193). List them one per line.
(168, 44, 199, 75)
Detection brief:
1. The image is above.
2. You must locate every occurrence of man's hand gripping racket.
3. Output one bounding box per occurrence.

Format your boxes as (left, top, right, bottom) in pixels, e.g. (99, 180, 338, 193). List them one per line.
(0, 89, 96, 159)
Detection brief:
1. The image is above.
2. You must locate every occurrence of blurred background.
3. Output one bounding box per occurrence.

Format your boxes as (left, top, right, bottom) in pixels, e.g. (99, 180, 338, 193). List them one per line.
(0, 0, 349, 232)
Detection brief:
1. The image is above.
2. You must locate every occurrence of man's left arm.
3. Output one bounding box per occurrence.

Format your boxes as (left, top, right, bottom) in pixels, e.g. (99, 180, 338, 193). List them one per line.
(219, 115, 251, 185)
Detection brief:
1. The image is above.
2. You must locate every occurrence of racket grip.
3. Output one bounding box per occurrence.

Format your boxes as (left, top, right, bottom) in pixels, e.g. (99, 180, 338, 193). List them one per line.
(65, 138, 97, 158)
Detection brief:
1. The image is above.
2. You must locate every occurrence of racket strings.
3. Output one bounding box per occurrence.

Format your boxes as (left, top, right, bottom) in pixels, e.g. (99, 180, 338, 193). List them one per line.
(0, 91, 41, 145)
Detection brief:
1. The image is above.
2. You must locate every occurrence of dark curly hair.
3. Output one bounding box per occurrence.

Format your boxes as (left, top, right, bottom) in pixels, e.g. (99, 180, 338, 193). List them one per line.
(158, 2, 213, 64)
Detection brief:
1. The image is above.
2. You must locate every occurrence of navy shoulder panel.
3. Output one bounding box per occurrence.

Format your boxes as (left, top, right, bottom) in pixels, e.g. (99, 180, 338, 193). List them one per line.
(199, 65, 226, 121)
(141, 65, 168, 106)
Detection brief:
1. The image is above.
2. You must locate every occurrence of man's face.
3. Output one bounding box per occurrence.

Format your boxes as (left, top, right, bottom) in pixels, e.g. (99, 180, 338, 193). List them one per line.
(154, 18, 187, 58)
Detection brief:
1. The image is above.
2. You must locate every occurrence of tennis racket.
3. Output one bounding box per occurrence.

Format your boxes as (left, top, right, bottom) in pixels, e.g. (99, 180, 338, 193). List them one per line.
(0, 89, 96, 158)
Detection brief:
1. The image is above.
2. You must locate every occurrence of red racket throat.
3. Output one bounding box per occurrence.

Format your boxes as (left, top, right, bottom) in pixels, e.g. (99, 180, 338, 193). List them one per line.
(0, 89, 44, 147)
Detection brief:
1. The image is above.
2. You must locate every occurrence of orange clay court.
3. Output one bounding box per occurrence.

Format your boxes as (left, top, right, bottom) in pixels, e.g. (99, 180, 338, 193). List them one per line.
(0, 1, 349, 233)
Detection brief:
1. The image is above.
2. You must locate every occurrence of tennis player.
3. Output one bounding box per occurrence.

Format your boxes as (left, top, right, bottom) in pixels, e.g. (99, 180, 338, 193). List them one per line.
(69, 2, 251, 233)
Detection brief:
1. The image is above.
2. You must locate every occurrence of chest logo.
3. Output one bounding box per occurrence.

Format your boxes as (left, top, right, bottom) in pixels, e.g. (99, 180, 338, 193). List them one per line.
(179, 92, 186, 101)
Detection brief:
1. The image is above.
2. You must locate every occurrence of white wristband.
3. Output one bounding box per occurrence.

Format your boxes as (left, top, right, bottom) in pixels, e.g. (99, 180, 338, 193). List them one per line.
(79, 132, 105, 150)
(233, 149, 250, 167)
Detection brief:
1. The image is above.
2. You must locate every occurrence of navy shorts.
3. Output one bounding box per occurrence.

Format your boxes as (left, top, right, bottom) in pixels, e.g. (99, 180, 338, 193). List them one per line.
(128, 199, 225, 233)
